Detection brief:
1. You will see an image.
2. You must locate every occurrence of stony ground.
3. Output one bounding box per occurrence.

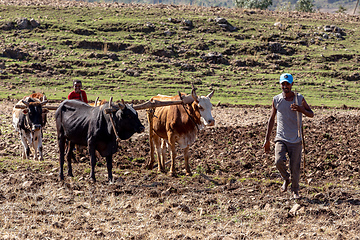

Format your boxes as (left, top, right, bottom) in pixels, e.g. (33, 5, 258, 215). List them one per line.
(0, 99, 360, 239)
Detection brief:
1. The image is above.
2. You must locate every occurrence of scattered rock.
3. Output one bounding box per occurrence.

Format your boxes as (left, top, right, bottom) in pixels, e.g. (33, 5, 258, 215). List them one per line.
(2, 48, 29, 60)
(182, 19, 193, 30)
(274, 22, 282, 28)
(289, 203, 301, 215)
(30, 18, 40, 28)
(0, 21, 15, 30)
(22, 181, 33, 188)
(215, 17, 237, 32)
(178, 204, 191, 213)
(268, 42, 283, 53)
(148, 190, 159, 197)
(17, 18, 30, 29)
(200, 52, 229, 64)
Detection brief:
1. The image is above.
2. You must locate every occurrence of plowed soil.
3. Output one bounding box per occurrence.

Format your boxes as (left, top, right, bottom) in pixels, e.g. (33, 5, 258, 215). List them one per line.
(1, 99, 360, 239)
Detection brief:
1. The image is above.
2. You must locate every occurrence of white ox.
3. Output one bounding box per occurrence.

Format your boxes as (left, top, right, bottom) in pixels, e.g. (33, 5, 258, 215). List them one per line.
(12, 93, 48, 160)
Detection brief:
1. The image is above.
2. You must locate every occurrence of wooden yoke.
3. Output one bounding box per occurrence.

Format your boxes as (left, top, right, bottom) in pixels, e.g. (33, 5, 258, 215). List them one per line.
(132, 99, 184, 111)
(15, 104, 58, 110)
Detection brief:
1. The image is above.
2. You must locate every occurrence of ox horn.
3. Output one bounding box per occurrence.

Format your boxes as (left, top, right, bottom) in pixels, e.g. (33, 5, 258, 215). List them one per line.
(207, 90, 215, 99)
(41, 100, 48, 106)
(121, 99, 126, 110)
(94, 97, 99, 107)
(104, 97, 116, 114)
(117, 99, 125, 110)
(191, 88, 199, 103)
(21, 100, 30, 107)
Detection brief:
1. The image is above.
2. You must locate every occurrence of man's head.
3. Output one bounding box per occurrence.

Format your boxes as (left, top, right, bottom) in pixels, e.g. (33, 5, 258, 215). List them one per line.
(73, 80, 82, 93)
(280, 73, 293, 94)
(280, 73, 293, 84)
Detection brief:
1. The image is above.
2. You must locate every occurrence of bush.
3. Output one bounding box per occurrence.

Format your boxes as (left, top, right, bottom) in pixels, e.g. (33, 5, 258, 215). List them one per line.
(295, 0, 315, 12)
(335, 5, 347, 14)
(234, 0, 272, 10)
(277, 1, 293, 11)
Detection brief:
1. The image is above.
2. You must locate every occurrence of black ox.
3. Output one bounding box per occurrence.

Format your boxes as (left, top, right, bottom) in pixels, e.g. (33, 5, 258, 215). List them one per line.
(55, 99, 145, 182)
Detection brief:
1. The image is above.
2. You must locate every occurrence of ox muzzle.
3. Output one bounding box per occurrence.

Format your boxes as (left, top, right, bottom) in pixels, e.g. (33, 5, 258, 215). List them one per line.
(32, 124, 42, 131)
(202, 118, 215, 127)
(137, 126, 145, 133)
(207, 119, 215, 126)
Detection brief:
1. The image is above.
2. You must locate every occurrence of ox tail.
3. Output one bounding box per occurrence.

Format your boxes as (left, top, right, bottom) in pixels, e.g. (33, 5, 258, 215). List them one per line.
(146, 109, 156, 169)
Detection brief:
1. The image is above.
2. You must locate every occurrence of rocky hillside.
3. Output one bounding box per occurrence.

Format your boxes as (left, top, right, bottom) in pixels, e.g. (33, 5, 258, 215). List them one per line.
(0, 0, 360, 107)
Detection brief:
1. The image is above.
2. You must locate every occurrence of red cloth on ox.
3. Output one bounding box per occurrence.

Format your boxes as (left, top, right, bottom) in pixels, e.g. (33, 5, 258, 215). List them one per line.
(68, 90, 88, 103)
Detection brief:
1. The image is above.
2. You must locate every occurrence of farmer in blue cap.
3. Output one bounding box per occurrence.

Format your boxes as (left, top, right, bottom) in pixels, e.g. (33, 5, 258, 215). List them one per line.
(263, 73, 314, 199)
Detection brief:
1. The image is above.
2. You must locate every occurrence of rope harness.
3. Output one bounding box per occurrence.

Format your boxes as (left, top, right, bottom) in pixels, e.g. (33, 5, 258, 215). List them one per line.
(108, 112, 121, 143)
(105, 98, 123, 146)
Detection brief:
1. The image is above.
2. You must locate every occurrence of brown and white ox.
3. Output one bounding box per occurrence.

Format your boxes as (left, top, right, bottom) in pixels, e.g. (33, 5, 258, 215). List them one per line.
(147, 89, 215, 176)
(12, 94, 49, 160)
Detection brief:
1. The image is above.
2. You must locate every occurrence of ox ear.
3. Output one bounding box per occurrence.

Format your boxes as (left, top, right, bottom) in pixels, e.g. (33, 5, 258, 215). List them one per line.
(207, 90, 215, 99)
(118, 103, 125, 110)
(191, 88, 199, 103)
(41, 100, 48, 106)
(22, 109, 28, 114)
(118, 99, 126, 110)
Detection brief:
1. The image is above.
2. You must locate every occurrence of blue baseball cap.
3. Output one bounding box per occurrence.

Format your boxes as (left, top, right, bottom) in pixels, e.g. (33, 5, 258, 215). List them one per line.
(280, 73, 293, 84)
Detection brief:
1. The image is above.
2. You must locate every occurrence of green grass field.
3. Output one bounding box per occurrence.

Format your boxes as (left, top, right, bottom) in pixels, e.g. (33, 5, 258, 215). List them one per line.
(1, 3, 360, 107)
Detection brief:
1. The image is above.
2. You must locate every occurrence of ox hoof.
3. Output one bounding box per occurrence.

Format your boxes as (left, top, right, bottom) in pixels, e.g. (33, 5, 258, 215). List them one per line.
(146, 164, 154, 170)
(186, 172, 193, 176)
(281, 179, 290, 192)
(169, 172, 176, 177)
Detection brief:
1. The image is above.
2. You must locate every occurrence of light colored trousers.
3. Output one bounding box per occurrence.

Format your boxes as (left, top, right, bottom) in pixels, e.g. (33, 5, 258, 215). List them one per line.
(275, 140, 302, 193)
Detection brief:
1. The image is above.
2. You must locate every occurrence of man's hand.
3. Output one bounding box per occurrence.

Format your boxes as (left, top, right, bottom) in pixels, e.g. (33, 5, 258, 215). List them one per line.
(290, 103, 305, 113)
(263, 140, 270, 153)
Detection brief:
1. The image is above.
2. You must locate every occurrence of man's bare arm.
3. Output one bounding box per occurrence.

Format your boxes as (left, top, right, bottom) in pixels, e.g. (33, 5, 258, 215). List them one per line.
(263, 100, 277, 153)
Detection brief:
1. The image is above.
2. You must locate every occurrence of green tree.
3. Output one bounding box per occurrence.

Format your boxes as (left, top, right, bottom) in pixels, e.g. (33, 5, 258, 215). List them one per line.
(234, 0, 272, 10)
(335, 5, 347, 13)
(295, 0, 315, 12)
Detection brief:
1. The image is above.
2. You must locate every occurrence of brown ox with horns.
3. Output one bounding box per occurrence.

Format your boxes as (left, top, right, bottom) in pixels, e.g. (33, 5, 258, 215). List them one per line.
(147, 88, 215, 176)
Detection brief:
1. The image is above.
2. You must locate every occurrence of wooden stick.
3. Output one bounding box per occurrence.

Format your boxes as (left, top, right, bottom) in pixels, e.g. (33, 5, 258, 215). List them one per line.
(354, 0, 359, 15)
(294, 90, 306, 169)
